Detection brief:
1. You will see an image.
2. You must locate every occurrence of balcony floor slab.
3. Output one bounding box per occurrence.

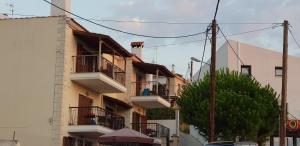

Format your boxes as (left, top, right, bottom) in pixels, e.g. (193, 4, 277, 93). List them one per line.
(131, 96, 171, 109)
(71, 72, 127, 93)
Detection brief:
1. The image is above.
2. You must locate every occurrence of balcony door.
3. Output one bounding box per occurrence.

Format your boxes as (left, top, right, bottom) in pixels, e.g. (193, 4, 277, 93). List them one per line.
(132, 112, 140, 131)
(141, 115, 147, 134)
(76, 43, 98, 73)
(78, 95, 93, 125)
(136, 75, 142, 96)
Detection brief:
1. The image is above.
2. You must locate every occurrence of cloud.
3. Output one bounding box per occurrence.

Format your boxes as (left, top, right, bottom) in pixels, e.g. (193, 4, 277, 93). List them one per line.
(80, 0, 300, 74)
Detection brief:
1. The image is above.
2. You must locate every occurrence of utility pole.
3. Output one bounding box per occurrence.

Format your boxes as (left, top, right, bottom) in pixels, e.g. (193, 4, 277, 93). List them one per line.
(209, 19, 217, 142)
(190, 60, 193, 81)
(279, 20, 289, 146)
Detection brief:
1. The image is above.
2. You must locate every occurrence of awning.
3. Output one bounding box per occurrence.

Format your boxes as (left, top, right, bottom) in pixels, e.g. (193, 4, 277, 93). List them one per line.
(99, 128, 154, 144)
(133, 62, 175, 77)
(73, 31, 132, 57)
(103, 96, 132, 109)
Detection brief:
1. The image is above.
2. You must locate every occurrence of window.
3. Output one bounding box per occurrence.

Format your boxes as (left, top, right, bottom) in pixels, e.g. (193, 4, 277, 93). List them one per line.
(241, 65, 251, 76)
(275, 66, 283, 76)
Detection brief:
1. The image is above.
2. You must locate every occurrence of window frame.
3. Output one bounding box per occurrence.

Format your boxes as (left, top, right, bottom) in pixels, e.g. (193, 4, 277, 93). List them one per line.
(275, 66, 283, 77)
(241, 65, 252, 76)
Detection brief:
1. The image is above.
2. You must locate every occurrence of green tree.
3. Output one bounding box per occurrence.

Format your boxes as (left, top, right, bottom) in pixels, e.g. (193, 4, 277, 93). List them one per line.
(177, 69, 279, 145)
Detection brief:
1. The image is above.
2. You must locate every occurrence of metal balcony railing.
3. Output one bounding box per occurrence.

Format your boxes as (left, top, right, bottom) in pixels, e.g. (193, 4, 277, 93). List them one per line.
(131, 81, 169, 97)
(131, 123, 170, 138)
(69, 106, 125, 130)
(72, 55, 125, 85)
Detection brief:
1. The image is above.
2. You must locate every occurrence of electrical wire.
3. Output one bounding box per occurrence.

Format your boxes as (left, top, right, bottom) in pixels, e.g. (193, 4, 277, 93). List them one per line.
(214, 0, 221, 20)
(218, 26, 245, 65)
(218, 26, 263, 81)
(288, 28, 300, 49)
(197, 26, 211, 80)
(42, 0, 207, 39)
(144, 25, 281, 49)
(1, 12, 280, 25)
(220, 26, 300, 122)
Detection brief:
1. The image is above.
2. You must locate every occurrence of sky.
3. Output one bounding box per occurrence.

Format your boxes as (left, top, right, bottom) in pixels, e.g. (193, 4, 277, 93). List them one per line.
(1, 0, 300, 77)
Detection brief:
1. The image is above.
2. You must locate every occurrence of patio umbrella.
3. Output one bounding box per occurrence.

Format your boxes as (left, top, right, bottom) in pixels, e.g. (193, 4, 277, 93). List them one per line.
(99, 128, 154, 144)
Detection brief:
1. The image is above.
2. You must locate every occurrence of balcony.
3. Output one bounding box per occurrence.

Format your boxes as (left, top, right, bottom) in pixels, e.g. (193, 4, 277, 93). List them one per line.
(131, 123, 170, 138)
(131, 81, 171, 109)
(68, 106, 125, 137)
(70, 55, 127, 93)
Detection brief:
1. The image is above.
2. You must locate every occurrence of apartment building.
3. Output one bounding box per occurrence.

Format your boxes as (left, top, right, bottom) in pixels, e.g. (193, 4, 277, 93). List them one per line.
(129, 43, 186, 145)
(191, 40, 300, 144)
(0, 15, 183, 146)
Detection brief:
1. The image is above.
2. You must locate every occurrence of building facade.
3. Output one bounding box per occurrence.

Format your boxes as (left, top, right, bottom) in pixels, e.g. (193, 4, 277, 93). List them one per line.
(191, 40, 300, 144)
(0, 16, 181, 146)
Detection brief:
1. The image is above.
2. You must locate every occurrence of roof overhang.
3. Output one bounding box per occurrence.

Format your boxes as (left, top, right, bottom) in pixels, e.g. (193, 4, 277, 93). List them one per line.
(73, 31, 132, 57)
(133, 62, 175, 77)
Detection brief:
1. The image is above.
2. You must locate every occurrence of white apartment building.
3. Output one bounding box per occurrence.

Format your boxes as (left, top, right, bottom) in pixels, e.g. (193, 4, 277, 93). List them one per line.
(191, 40, 300, 144)
(194, 40, 300, 118)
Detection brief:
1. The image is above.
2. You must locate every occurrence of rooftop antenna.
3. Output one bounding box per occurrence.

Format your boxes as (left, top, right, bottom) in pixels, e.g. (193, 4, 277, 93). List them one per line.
(155, 48, 158, 63)
(6, 1, 14, 16)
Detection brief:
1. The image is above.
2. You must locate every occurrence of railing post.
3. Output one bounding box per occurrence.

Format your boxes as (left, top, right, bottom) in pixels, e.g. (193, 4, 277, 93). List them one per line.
(112, 50, 115, 79)
(98, 40, 103, 71)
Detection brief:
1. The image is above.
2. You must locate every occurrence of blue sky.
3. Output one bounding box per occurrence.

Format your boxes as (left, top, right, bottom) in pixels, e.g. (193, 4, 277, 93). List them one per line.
(1, 0, 300, 76)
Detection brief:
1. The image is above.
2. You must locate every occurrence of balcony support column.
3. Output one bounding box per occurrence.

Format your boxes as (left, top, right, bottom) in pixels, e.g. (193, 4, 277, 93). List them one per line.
(98, 40, 103, 71)
(113, 50, 115, 79)
(156, 69, 159, 94)
(124, 57, 127, 83)
(167, 77, 170, 102)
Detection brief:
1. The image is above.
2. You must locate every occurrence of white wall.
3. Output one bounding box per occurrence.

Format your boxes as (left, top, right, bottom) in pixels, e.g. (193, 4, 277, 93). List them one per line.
(189, 125, 207, 145)
(227, 40, 300, 118)
(193, 42, 229, 81)
(148, 120, 177, 137)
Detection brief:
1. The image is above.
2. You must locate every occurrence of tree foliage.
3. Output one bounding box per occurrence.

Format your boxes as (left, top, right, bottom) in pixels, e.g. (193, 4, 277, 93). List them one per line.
(177, 69, 279, 144)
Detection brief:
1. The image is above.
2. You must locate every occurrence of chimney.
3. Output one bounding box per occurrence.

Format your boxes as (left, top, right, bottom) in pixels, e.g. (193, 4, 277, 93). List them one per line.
(131, 41, 144, 60)
(51, 0, 71, 17)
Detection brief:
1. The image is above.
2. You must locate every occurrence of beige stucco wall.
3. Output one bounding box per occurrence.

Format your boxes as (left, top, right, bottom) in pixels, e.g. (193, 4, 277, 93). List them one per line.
(59, 22, 103, 144)
(0, 17, 62, 146)
(169, 75, 186, 97)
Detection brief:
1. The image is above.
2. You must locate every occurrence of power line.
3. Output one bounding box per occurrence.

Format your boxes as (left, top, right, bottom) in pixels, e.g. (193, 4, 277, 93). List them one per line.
(218, 26, 245, 65)
(1, 12, 281, 25)
(197, 26, 211, 80)
(218, 26, 261, 82)
(144, 25, 281, 49)
(75, 18, 279, 25)
(288, 28, 300, 49)
(213, 0, 221, 20)
(1, 10, 282, 25)
(42, 0, 207, 39)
